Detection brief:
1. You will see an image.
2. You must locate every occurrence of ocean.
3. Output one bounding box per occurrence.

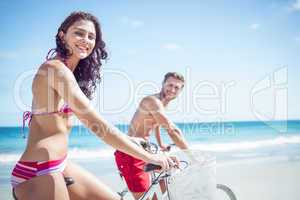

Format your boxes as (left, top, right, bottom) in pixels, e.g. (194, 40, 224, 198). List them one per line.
(0, 120, 300, 199)
(1, 120, 299, 164)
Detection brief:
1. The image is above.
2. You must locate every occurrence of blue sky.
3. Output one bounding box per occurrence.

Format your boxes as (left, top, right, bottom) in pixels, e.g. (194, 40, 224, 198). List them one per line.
(0, 0, 299, 126)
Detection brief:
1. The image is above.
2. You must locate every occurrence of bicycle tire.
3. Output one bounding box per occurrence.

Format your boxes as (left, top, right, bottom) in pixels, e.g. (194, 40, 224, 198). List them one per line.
(217, 184, 237, 200)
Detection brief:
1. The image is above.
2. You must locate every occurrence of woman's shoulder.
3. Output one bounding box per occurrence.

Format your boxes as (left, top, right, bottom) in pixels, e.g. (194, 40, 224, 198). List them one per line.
(33, 60, 71, 84)
(31, 60, 63, 91)
(39, 59, 66, 72)
(36, 59, 73, 79)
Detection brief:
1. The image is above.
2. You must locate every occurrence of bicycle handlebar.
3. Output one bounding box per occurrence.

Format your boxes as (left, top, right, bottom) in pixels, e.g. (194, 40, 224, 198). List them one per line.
(143, 143, 189, 173)
(144, 160, 189, 172)
(144, 163, 162, 172)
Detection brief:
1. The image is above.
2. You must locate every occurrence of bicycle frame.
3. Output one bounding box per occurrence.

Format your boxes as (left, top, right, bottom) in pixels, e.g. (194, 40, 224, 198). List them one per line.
(117, 143, 237, 200)
(138, 171, 172, 200)
(118, 171, 172, 200)
(118, 163, 185, 200)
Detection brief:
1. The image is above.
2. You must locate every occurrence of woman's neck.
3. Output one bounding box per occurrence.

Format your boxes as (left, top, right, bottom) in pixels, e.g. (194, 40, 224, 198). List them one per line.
(57, 55, 80, 72)
(65, 56, 80, 72)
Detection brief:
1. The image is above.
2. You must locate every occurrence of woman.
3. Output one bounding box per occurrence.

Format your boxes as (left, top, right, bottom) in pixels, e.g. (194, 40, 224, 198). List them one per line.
(11, 11, 175, 200)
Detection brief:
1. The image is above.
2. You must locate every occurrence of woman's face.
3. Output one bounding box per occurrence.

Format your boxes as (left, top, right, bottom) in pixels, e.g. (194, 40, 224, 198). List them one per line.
(62, 20, 96, 59)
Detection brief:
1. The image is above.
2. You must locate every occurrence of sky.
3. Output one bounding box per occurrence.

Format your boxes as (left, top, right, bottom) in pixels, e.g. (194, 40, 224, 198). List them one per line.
(0, 0, 299, 126)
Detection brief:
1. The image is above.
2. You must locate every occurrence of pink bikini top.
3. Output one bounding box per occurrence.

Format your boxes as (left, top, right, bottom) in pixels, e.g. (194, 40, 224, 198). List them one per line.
(22, 50, 73, 138)
(22, 104, 73, 138)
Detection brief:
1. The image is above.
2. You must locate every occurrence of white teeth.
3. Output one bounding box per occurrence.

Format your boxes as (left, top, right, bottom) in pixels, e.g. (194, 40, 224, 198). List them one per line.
(76, 45, 88, 51)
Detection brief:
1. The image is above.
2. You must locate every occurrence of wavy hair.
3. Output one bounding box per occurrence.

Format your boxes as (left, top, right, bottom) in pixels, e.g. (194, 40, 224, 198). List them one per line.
(51, 11, 108, 99)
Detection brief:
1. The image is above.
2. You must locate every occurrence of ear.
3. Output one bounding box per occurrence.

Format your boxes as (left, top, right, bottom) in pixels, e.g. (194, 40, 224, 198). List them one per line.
(180, 83, 185, 89)
(58, 31, 65, 43)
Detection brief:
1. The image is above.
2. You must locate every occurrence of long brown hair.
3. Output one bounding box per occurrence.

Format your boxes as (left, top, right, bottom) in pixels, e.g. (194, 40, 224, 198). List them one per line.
(52, 11, 108, 99)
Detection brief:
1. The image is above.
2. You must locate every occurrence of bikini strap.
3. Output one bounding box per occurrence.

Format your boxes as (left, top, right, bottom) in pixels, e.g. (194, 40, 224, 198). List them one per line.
(46, 49, 68, 66)
(22, 111, 32, 138)
(59, 103, 73, 114)
(46, 48, 57, 60)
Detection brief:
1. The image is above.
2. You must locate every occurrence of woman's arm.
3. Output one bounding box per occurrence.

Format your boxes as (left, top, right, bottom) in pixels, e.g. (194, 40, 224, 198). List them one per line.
(45, 61, 170, 168)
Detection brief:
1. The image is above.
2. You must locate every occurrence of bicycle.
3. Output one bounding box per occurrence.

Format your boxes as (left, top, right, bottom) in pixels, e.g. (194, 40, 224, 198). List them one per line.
(117, 142, 237, 200)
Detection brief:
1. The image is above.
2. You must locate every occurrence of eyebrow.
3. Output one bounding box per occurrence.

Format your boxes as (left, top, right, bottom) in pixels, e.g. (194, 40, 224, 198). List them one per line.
(74, 28, 96, 37)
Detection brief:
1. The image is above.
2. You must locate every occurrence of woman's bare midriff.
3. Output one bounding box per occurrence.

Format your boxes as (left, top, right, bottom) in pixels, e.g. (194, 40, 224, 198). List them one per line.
(19, 114, 72, 162)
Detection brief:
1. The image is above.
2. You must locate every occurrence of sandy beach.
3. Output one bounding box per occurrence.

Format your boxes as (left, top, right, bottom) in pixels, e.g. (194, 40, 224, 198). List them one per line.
(0, 156, 300, 200)
(216, 159, 300, 200)
(2, 157, 299, 200)
(82, 158, 300, 200)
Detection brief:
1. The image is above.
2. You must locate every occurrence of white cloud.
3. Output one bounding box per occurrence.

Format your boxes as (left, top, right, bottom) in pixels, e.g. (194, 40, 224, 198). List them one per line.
(162, 43, 181, 51)
(249, 23, 260, 30)
(289, 0, 300, 11)
(121, 17, 144, 29)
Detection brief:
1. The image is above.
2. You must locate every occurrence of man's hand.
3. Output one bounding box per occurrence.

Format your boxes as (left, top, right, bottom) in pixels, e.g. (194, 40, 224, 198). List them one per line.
(147, 154, 179, 171)
(160, 143, 170, 152)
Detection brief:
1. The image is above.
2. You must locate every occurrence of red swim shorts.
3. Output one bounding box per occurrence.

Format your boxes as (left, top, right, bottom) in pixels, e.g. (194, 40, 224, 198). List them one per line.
(114, 150, 151, 193)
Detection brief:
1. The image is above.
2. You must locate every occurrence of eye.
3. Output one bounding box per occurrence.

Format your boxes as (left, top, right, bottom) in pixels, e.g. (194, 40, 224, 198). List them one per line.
(88, 34, 96, 40)
(74, 31, 84, 37)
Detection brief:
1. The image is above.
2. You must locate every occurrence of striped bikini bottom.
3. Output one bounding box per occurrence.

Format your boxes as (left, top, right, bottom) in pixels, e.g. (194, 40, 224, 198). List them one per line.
(10, 155, 67, 188)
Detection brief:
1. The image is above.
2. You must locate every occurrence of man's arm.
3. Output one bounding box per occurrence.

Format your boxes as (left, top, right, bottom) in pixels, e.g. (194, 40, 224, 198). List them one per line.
(154, 126, 169, 151)
(142, 97, 189, 150)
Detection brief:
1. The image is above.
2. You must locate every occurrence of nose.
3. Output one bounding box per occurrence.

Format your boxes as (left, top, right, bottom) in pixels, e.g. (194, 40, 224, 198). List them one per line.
(82, 35, 89, 44)
(170, 87, 176, 93)
(78, 33, 90, 45)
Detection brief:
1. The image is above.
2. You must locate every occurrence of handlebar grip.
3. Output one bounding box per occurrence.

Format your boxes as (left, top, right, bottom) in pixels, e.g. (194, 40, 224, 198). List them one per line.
(166, 143, 176, 151)
(166, 145, 171, 151)
(144, 163, 162, 172)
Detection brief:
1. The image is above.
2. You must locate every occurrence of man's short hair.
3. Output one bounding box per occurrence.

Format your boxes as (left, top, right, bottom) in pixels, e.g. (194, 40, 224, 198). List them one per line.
(163, 72, 185, 86)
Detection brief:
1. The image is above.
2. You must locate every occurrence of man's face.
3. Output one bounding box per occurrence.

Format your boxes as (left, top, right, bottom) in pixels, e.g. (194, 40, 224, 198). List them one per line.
(161, 77, 184, 101)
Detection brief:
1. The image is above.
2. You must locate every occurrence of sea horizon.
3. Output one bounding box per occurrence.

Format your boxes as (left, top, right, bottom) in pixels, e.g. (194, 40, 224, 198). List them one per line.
(0, 119, 299, 128)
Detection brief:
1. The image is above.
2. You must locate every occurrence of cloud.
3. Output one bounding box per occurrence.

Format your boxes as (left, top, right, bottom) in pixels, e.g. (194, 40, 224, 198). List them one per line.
(162, 43, 181, 51)
(121, 17, 144, 29)
(249, 23, 260, 30)
(289, 0, 300, 11)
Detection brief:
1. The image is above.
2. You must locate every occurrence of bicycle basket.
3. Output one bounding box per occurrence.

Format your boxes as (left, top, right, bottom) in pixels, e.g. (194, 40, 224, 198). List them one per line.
(167, 150, 217, 200)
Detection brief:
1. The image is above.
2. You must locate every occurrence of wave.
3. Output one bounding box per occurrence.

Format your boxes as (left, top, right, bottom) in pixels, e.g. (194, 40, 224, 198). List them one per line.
(0, 154, 21, 164)
(68, 148, 115, 159)
(0, 148, 115, 164)
(1, 135, 300, 164)
(190, 135, 300, 152)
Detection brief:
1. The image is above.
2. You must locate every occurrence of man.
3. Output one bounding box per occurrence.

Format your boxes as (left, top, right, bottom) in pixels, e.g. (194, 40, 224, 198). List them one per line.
(114, 72, 189, 200)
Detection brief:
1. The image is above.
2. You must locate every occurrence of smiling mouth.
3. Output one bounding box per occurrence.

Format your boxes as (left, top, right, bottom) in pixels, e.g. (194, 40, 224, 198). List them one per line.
(166, 92, 175, 96)
(75, 44, 89, 51)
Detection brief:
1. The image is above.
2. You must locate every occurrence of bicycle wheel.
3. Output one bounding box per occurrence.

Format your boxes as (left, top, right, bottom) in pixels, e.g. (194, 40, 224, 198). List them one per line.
(216, 184, 237, 200)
